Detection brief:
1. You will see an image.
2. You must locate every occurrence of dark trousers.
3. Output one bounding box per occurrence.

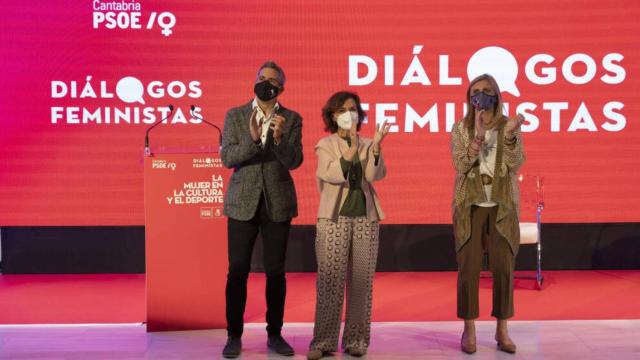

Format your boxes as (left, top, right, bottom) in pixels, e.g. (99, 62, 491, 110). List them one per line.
(225, 196, 291, 338)
(457, 205, 515, 320)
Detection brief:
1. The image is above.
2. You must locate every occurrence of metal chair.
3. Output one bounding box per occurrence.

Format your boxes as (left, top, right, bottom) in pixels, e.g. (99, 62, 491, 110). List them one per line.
(516, 174, 545, 290)
(481, 174, 545, 290)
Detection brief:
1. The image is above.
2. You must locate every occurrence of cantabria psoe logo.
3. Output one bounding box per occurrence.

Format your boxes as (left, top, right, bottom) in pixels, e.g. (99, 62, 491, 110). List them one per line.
(92, 0, 176, 37)
(349, 45, 626, 133)
(50, 76, 203, 125)
(151, 159, 176, 171)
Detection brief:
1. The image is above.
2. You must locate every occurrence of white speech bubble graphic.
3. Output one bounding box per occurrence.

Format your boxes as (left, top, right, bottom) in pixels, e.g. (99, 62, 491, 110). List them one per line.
(467, 46, 520, 97)
(116, 76, 145, 104)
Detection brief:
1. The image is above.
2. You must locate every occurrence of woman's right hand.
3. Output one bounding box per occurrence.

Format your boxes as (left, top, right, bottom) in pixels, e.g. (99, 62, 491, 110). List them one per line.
(349, 118, 359, 149)
(474, 108, 486, 138)
(342, 118, 359, 162)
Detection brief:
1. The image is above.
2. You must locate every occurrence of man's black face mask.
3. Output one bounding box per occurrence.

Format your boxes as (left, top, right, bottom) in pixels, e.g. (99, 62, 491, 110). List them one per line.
(254, 80, 280, 101)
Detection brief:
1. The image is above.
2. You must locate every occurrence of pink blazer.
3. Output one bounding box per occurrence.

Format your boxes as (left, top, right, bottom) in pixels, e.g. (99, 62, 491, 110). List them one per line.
(315, 133, 386, 222)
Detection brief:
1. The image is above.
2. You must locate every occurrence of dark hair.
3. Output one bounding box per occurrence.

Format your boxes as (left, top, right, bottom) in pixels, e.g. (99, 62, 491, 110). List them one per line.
(321, 91, 366, 133)
(256, 60, 286, 87)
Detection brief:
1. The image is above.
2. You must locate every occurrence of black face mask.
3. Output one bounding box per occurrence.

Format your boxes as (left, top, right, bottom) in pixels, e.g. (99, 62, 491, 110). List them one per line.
(254, 80, 280, 101)
(470, 92, 498, 111)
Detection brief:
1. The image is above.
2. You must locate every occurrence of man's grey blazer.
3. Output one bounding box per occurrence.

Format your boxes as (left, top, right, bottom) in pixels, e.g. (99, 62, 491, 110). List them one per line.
(221, 100, 303, 222)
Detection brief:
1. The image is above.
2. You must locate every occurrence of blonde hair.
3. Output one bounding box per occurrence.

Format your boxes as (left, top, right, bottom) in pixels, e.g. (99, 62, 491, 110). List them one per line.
(463, 74, 505, 129)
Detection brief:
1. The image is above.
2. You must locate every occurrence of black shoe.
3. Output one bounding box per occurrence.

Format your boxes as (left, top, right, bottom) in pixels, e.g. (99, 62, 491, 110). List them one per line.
(267, 335, 295, 356)
(222, 336, 242, 359)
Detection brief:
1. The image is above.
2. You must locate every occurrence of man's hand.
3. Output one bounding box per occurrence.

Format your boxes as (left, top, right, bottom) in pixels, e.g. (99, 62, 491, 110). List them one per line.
(270, 114, 286, 145)
(249, 108, 262, 143)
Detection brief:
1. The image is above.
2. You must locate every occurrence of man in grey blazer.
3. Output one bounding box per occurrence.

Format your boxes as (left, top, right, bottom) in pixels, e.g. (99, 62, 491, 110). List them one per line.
(220, 61, 303, 359)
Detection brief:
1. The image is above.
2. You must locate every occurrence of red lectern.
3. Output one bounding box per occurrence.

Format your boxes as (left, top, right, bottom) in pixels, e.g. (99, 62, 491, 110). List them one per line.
(144, 118, 228, 332)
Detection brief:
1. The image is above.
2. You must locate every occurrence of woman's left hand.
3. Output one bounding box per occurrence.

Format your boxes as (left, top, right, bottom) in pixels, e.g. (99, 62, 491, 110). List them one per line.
(505, 113, 525, 138)
(373, 120, 391, 147)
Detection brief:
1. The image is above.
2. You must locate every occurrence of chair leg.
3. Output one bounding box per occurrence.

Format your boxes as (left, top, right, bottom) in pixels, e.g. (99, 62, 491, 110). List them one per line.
(535, 241, 543, 290)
